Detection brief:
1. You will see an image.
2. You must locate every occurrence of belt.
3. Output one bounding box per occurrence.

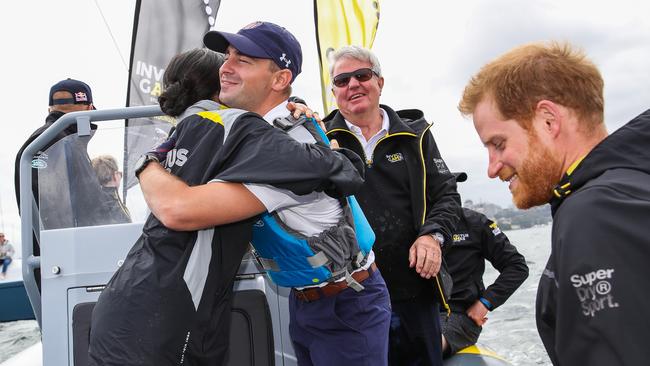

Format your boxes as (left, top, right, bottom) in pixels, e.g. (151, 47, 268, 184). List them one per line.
(293, 263, 377, 302)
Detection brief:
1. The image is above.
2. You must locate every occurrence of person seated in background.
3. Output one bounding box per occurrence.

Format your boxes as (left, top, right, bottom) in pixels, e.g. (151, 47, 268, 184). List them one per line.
(91, 155, 131, 224)
(0, 232, 15, 280)
(440, 172, 529, 357)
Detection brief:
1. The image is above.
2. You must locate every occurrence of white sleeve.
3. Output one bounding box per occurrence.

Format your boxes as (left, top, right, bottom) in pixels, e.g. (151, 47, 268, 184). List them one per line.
(242, 183, 318, 212)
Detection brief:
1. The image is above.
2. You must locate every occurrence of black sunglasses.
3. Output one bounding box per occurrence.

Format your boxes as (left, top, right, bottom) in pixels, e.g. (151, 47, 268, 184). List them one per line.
(332, 68, 378, 88)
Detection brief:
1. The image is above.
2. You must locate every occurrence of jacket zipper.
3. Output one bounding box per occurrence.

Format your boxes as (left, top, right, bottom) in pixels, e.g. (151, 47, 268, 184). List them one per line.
(326, 128, 416, 167)
(417, 123, 452, 316)
(328, 124, 451, 315)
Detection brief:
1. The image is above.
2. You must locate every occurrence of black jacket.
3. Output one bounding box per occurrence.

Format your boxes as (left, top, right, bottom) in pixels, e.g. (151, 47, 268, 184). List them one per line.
(446, 208, 528, 313)
(537, 109, 650, 365)
(97, 187, 131, 225)
(324, 105, 461, 305)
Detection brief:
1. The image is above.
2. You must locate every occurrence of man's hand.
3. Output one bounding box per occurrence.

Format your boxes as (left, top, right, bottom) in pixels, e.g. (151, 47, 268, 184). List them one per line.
(286, 101, 320, 121)
(466, 300, 489, 326)
(286, 102, 339, 148)
(408, 234, 442, 279)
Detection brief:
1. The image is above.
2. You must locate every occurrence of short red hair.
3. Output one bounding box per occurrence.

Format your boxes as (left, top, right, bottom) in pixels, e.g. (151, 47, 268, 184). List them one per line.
(459, 41, 604, 132)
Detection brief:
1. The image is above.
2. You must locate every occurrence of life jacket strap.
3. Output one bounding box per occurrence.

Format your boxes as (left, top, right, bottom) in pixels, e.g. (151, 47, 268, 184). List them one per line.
(255, 250, 330, 272)
(256, 256, 280, 272)
(344, 270, 365, 292)
(306, 251, 330, 268)
(354, 251, 365, 268)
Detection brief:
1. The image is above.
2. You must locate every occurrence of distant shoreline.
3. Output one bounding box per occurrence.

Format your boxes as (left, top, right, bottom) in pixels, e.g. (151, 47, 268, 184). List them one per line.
(464, 201, 552, 230)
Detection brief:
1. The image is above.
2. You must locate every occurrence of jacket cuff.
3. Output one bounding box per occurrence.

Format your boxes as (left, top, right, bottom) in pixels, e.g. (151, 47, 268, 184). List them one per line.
(479, 297, 493, 311)
(429, 232, 445, 246)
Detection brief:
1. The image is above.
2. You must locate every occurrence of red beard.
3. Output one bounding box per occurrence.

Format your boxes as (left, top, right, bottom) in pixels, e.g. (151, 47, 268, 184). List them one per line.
(512, 132, 562, 209)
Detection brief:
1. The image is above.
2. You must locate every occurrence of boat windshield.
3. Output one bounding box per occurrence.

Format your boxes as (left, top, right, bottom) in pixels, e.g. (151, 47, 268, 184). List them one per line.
(35, 118, 170, 230)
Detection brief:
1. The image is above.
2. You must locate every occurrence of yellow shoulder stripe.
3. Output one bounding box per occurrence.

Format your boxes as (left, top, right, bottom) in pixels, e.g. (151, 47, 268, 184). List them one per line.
(197, 111, 224, 126)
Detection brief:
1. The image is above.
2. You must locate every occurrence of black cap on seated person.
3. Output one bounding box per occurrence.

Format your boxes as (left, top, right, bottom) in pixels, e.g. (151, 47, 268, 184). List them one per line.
(49, 78, 94, 108)
(453, 172, 468, 183)
(203, 21, 302, 83)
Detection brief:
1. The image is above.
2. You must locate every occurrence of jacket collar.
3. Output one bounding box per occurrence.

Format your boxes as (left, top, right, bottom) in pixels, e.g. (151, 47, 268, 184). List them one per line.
(549, 108, 650, 214)
(325, 104, 422, 135)
(45, 110, 65, 125)
(177, 99, 225, 121)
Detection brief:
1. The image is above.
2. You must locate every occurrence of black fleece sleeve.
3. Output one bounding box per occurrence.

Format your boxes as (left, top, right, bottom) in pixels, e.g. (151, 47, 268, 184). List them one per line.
(474, 213, 528, 309)
(215, 114, 364, 198)
(418, 130, 462, 242)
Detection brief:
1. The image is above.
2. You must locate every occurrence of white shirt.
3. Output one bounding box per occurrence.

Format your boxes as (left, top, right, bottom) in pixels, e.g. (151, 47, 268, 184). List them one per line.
(344, 108, 390, 162)
(243, 101, 343, 237)
(236, 102, 374, 279)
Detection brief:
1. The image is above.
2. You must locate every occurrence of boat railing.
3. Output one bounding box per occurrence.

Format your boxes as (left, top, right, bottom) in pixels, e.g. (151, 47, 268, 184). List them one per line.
(18, 106, 290, 366)
(18, 105, 163, 328)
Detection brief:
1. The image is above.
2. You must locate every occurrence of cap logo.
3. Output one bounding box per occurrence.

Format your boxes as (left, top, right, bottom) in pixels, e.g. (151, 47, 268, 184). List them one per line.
(280, 53, 292, 68)
(242, 21, 262, 30)
(74, 92, 88, 102)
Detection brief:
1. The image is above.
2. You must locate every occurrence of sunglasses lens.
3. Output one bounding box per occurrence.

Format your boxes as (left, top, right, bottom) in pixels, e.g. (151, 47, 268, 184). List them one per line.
(333, 75, 351, 88)
(355, 69, 373, 82)
(333, 68, 375, 87)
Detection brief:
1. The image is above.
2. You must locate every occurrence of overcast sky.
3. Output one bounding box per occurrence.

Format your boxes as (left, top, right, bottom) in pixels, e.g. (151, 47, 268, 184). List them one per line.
(1, 0, 649, 242)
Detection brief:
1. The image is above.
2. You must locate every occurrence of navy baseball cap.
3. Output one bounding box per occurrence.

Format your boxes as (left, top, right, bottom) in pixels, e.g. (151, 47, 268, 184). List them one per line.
(203, 21, 302, 83)
(49, 78, 94, 107)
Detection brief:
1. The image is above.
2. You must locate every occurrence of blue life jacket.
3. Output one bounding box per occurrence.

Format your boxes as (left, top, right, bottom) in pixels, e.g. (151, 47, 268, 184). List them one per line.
(250, 116, 374, 288)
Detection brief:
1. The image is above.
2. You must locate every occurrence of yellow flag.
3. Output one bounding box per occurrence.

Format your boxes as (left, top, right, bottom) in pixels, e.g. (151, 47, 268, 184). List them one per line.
(314, 0, 381, 114)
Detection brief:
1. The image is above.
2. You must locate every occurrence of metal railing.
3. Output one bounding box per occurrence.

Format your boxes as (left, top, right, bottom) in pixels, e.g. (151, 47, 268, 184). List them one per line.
(18, 105, 163, 327)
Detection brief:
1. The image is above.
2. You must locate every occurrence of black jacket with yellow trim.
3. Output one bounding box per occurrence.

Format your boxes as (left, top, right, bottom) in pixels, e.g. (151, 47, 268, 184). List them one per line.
(324, 105, 461, 303)
(537, 109, 650, 366)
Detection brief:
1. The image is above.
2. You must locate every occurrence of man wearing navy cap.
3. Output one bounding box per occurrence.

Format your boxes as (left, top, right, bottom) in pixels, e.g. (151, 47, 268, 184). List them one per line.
(15, 78, 97, 210)
(15, 78, 123, 231)
(14, 78, 107, 294)
(205, 21, 390, 365)
(131, 21, 391, 365)
(203, 21, 303, 115)
(47, 78, 95, 112)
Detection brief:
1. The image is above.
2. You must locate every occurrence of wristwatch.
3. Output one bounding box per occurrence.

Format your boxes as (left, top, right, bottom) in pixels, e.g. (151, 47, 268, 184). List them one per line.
(430, 232, 445, 247)
(134, 153, 160, 179)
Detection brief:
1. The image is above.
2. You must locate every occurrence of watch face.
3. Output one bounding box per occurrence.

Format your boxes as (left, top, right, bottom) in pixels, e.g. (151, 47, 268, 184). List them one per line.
(134, 155, 147, 173)
(135, 154, 156, 178)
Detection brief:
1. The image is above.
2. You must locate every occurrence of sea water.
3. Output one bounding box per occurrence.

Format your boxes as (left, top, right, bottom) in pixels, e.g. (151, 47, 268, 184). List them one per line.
(0, 224, 554, 364)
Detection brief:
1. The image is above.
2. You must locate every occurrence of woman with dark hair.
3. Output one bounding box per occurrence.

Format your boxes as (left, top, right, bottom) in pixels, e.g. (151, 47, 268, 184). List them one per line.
(158, 48, 224, 119)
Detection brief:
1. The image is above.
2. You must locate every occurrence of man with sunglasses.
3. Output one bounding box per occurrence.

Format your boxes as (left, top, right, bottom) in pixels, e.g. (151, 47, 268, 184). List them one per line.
(324, 45, 461, 366)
